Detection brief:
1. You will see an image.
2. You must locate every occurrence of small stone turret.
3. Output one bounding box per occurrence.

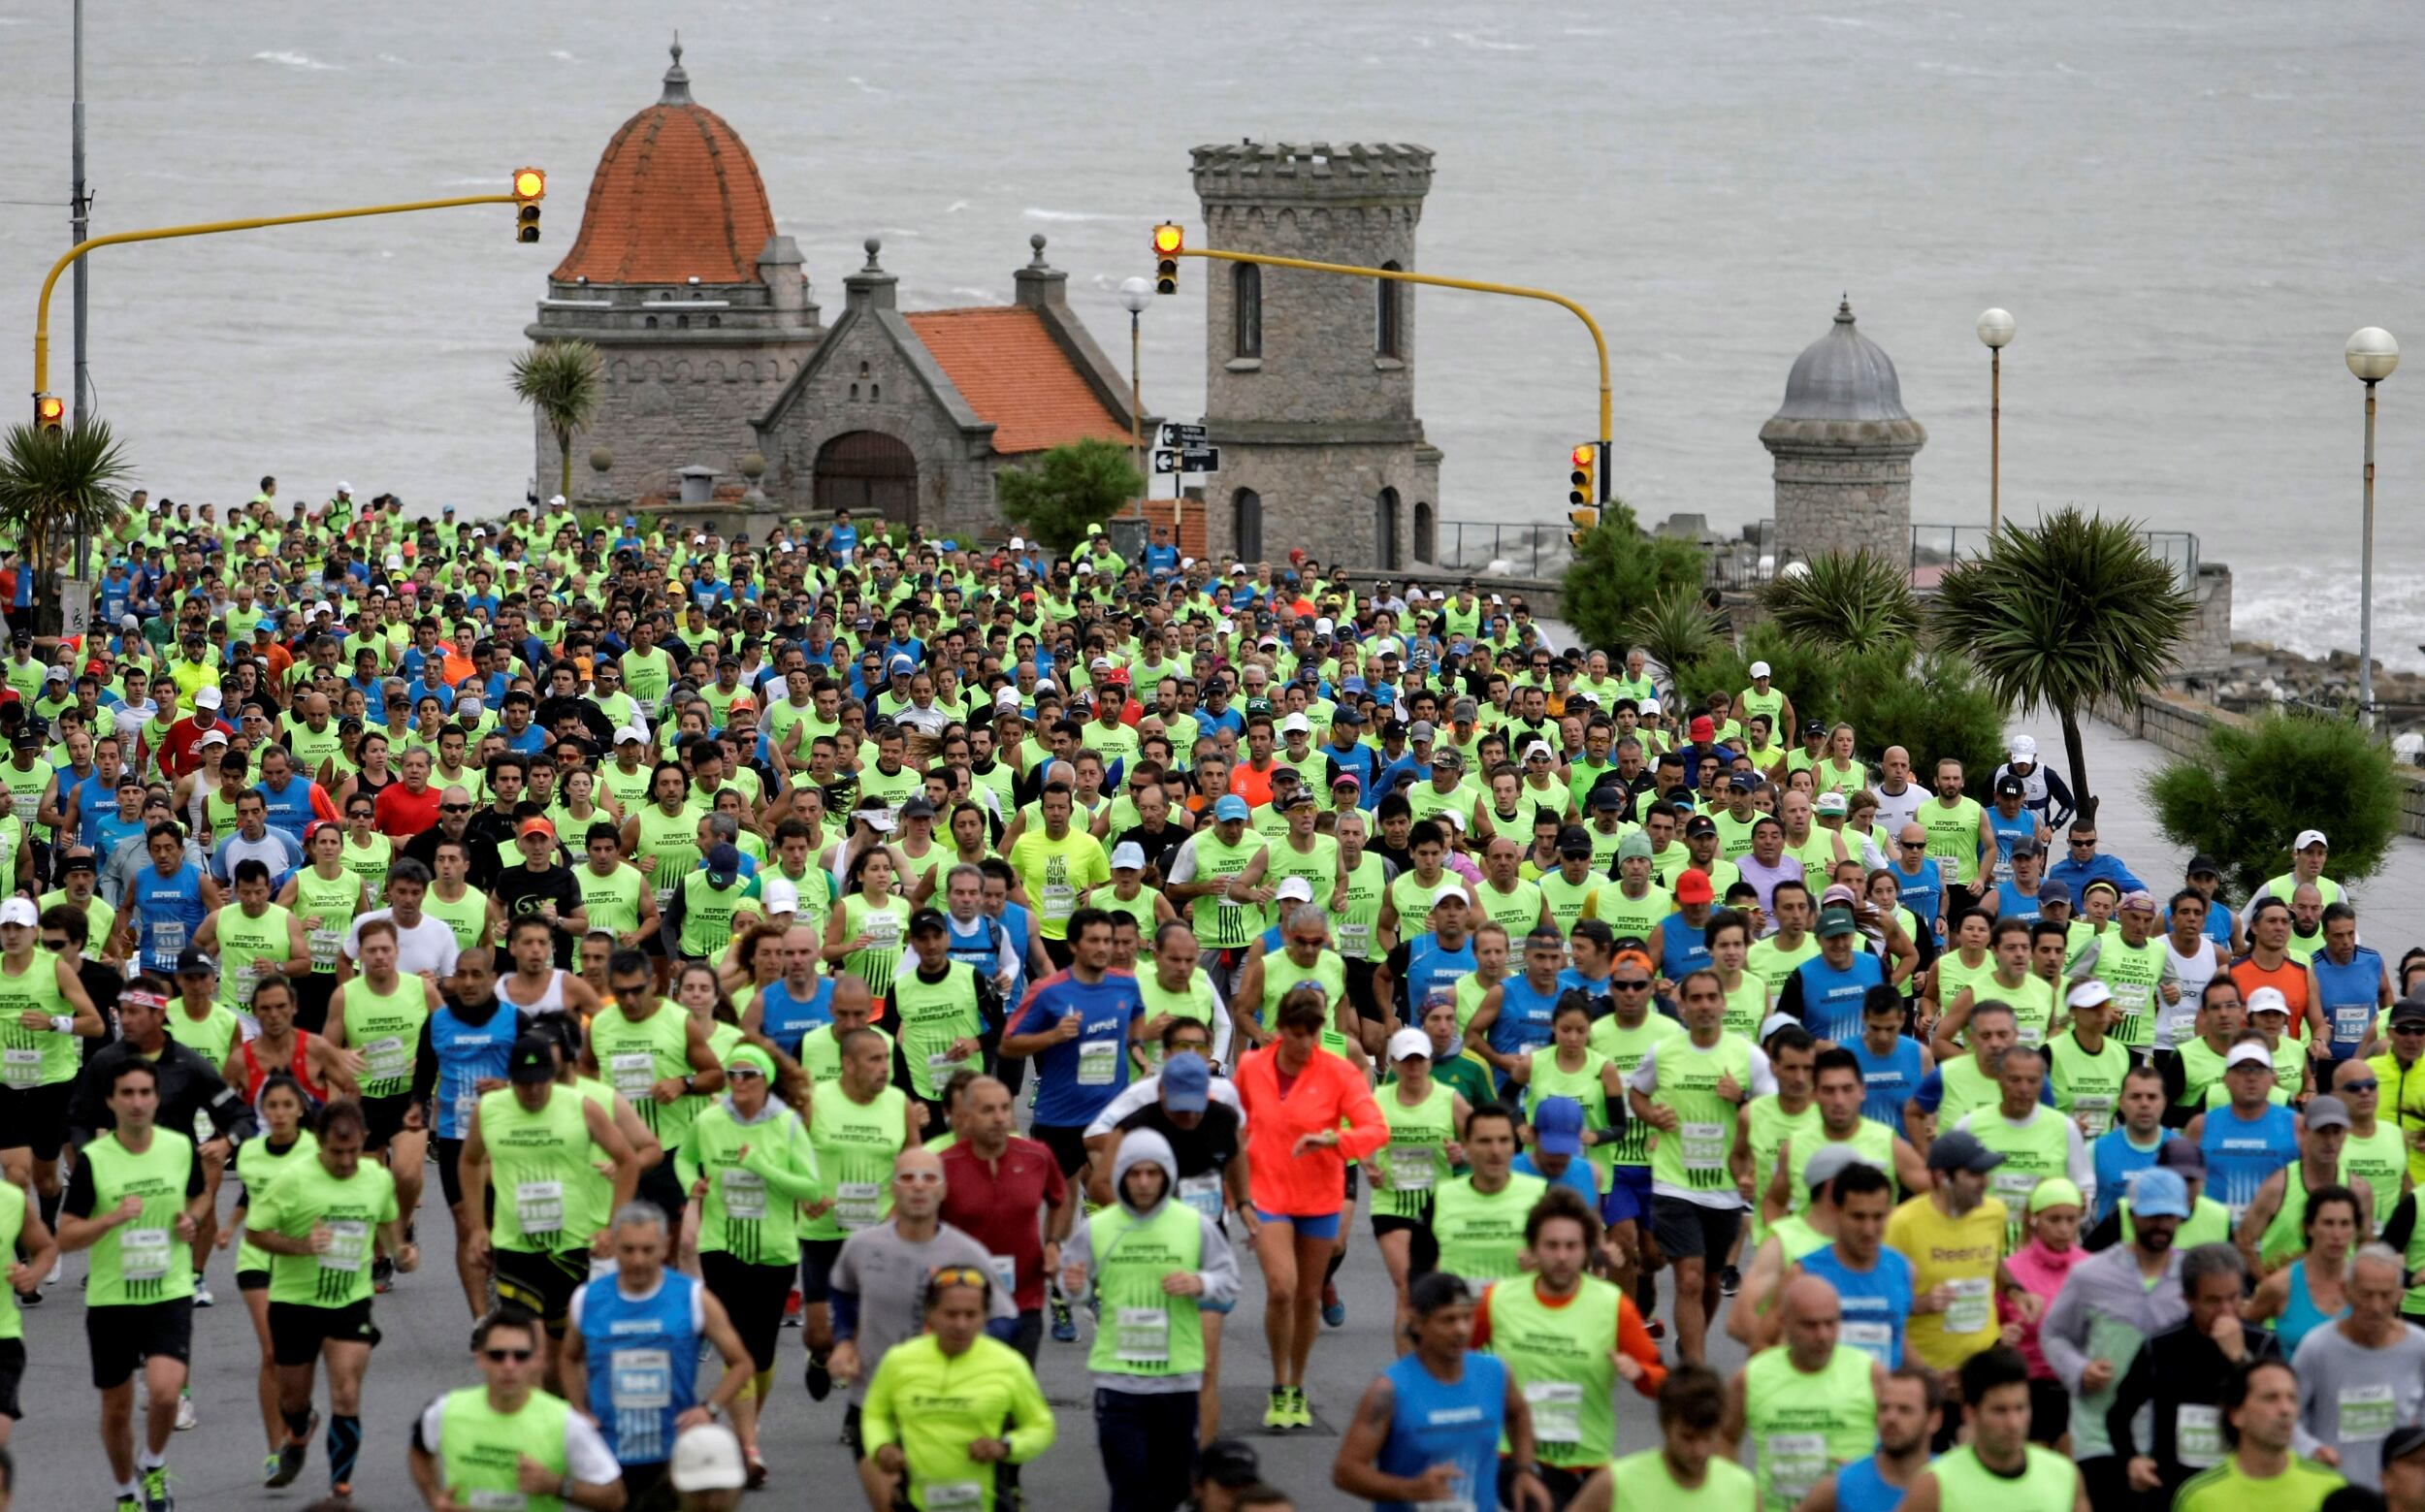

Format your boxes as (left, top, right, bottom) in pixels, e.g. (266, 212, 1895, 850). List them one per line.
(1761, 298, 1927, 563)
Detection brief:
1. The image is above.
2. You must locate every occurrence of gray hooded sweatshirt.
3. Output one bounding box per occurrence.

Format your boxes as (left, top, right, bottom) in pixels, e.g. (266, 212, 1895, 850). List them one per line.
(1060, 1127, 1240, 1395)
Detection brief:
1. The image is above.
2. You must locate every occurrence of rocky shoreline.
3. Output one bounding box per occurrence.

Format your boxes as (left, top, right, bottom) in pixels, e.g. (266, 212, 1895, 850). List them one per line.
(2201, 639, 2425, 754)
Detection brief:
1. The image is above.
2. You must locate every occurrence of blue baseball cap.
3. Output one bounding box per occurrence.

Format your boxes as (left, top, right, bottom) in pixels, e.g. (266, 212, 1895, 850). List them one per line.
(1160, 1052, 1211, 1113)
(2038, 879, 2073, 905)
(2129, 1167, 2190, 1220)
(1212, 794, 1250, 822)
(1534, 1096, 1586, 1157)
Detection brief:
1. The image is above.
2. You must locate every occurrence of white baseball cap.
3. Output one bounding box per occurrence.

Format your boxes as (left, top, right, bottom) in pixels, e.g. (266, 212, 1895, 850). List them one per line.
(548, 494, 566, 507)
(670, 1424, 748, 1493)
(2295, 829, 2329, 852)
(2225, 1042, 2277, 1070)
(1388, 1027, 1432, 1062)
(335, 481, 351, 493)
(1432, 883, 1470, 906)
(2010, 735, 2039, 760)
(1008, 536, 1025, 551)
(200, 728, 230, 748)
(0, 897, 36, 928)
(1280, 714, 1310, 735)
(614, 725, 649, 746)
(1276, 877, 1316, 904)
(2246, 986, 2291, 1018)
(1111, 841, 1147, 870)
(1749, 660, 1771, 679)
(194, 686, 222, 710)
(761, 878, 799, 914)
(2066, 981, 2113, 1010)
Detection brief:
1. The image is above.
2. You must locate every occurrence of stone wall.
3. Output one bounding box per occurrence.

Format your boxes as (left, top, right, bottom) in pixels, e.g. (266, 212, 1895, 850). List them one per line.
(1767, 444, 1916, 563)
(2182, 563, 2235, 677)
(542, 338, 811, 505)
(1202, 438, 1429, 570)
(2097, 689, 2425, 838)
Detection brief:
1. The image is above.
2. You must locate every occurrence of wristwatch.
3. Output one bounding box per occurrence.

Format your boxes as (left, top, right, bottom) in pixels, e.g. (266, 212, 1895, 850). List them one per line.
(681, 1074, 697, 1093)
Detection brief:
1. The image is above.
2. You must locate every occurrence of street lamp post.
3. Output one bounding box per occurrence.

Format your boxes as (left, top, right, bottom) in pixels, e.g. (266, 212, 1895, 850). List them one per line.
(2347, 326, 2401, 729)
(1117, 273, 1153, 518)
(1976, 308, 2015, 536)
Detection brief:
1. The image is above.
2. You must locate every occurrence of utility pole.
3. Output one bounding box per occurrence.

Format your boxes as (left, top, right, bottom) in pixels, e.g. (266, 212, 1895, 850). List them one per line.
(70, 0, 93, 576)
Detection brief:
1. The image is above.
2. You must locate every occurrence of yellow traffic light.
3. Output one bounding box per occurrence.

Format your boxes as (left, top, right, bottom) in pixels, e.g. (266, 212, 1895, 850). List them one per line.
(1568, 442, 1597, 509)
(1152, 223, 1183, 295)
(513, 168, 546, 243)
(32, 393, 64, 432)
(1568, 505, 1600, 550)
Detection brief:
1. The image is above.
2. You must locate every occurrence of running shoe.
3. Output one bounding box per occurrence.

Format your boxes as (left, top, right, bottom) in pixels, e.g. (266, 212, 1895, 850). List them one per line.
(190, 1279, 213, 1308)
(745, 1454, 769, 1490)
(1286, 1386, 1312, 1429)
(804, 1351, 831, 1401)
(267, 1411, 316, 1487)
(782, 1287, 802, 1327)
(115, 1495, 141, 1512)
(174, 1390, 197, 1431)
(372, 1255, 395, 1295)
(12, 1287, 35, 1308)
(330, 1484, 352, 1502)
(1049, 1293, 1077, 1343)
(1262, 1385, 1291, 1430)
(142, 1463, 174, 1512)
(1320, 1280, 1345, 1328)
(44, 1253, 60, 1286)
(1719, 1265, 1741, 1297)
(260, 1454, 280, 1488)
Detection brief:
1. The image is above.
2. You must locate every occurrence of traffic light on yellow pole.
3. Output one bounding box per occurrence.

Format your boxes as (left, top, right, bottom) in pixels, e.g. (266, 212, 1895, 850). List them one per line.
(513, 168, 546, 243)
(1567, 442, 1599, 546)
(32, 394, 65, 433)
(1152, 224, 1183, 295)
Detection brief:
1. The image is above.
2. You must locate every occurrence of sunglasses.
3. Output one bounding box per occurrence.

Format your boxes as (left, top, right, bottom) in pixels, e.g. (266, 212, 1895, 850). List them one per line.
(1612, 980, 1652, 991)
(441, 803, 471, 813)
(482, 1347, 535, 1363)
(2343, 1079, 2380, 1093)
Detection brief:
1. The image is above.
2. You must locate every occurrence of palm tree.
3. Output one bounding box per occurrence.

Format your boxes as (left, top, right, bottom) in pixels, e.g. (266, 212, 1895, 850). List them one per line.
(1627, 582, 1723, 687)
(1931, 505, 2196, 826)
(0, 419, 132, 636)
(1762, 548, 1920, 653)
(510, 339, 602, 503)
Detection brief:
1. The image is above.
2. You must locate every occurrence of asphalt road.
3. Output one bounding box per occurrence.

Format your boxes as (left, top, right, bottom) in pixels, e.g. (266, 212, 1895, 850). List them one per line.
(17, 1148, 1760, 1512)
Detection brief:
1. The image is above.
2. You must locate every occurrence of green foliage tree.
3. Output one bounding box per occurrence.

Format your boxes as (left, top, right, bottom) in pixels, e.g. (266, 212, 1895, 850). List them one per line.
(0, 418, 132, 635)
(1626, 585, 1722, 688)
(510, 339, 602, 504)
(1561, 499, 1707, 655)
(995, 438, 1143, 553)
(1761, 549, 1921, 654)
(1680, 621, 1844, 734)
(1834, 645, 2010, 791)
(2146, 712, 2403, 897)
(1931, 506, 2196, 826)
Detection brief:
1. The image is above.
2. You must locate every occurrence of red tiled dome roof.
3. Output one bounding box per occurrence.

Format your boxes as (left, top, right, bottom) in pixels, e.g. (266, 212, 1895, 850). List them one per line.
(550, 42, 778, 286)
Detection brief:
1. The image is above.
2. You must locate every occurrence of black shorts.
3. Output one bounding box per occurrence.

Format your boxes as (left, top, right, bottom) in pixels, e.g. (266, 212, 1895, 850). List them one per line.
(634, 1161, 686, 1228)
(0, 1080, 72, 1159)
(798, 1237, 846, 1305)
(1344, 956, 1384, 1021)
(1648, 1196, 1742, 1264)
(361, 1091, 417, 1150)
(269, 1298, 380, 1366)
(1372, 1209, 1441, 1278)
(0, 1337, 21, 1419)
(86, 1298, 195, 1389)
(843, 1401, 868, 1461)
(436, 1136, 468, 1210)
(237, 1267, 271, 1294)
(491, 1245, 588, 1333)
(699, 1249, 792, 1372)
(1033, 1122, 1090, 1178)
(294, 974, 337, 1037)
(2027, 1376, 2070, 1445)
(1041, 936, 1075, 971)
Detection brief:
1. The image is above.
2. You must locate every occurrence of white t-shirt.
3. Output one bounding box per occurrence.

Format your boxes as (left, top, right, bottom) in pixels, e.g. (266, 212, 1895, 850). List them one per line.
(1626, 1036, 1780, 1209)
(342, 908, 463, 980)
(415, 1390, 620, 1485)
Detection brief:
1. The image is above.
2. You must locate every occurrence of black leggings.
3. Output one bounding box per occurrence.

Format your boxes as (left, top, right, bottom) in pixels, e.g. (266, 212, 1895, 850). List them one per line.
(697, 1250, 793, 1373)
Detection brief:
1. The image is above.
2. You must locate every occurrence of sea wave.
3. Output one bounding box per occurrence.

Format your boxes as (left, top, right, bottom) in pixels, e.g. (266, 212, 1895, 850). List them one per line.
(1020, 208, 1124, 223)
(253, 49, 341, 71)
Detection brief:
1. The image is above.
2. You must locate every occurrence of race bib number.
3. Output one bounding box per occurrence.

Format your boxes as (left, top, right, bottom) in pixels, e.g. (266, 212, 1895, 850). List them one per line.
(1524, 1380, 1582, 1446)
(1386, 1143, 1438, 1193)
(721, 1168, 767, 1220)
(1943, 1275, 1992, 1335)
(1990, 1169, 2041, 1209)
(2176, 1404, 2223, 1468)
(611, 1347, 672, 1411)
(1114, 1306, 1170, 1365)
(926, 1049, 978, 1083)
(1, 1047, 40, 1089)
(320, 1219, 371, 1273)
(1077, 1040, 1119, 1087)
(609, 1051, 655, 1097)
(1766, 1432, 1828, 1504)
(986, 1253, 1018, 1298)
(454, 1088, 479, 1136)
(2341, 1383, 2397, 1441)
(308, 925, 344, 973)
(924, 1485, 984, 1511)
(1178, 1172, 1224, 1220)
(2335, 1005, 2374, 1045)
(834, 1181, 883, 1231)
(654, 885, 676, 913)
(2068, 1094, 2115, 1139)
(1840, 1319, 1893, 1363)
(464, 1493, 528, 1512)
(514, 1179, 565, 1238)
(149, 921, 187, 959)
(1681, 1120, 1727, 1173)
(1337, 920, 1372, 957)
(364, 1036, 410, 1085)
(120, 1225, 171, 1282)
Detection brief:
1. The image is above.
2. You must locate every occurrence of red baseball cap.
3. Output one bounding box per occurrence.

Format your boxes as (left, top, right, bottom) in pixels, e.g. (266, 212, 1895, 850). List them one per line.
(1689, 716, 1716, 742)
(1675, 870, 1714, 906)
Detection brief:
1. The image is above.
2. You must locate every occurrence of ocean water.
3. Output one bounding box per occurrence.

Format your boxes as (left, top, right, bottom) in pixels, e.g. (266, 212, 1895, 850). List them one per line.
(0, 2, 2420, 659)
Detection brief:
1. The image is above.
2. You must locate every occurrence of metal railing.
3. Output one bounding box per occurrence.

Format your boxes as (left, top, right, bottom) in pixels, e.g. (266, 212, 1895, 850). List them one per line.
(1908, 524, 2199, 592)
(1423, 519, 1565, 576)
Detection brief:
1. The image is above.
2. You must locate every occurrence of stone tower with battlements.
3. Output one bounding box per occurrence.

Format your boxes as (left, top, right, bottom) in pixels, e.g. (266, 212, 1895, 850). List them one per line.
(1192, 142, 1441, 572)
(1761, 297, 1926, 564)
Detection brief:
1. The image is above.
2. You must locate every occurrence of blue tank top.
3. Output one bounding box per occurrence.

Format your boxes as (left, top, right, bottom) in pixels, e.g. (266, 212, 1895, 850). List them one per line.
(1375, 1350, 1507, 1512)
(1796, 1243, 1914, 1368)
(945, 915, 1003, 975)
(2312, 948, 2386, 1060)
(1994, 881, 2047, 925)
(1833, 1454, 1910, 1512)
(253, 776, 316, 844)
(1657, 913, 1713, 984)
(1796, 952, 1889, 1043)
(130, 862, 208, 974)
(1404, 935, 1477, 1018)
(93, 808, 147, 864)
(1488, 976, 1566, 1079)
(576, 1270, 701, 1466)
(1987, 808, 2038, 879)
(754, 977, 835, 1056)
(1890, 860, 1945, 934)
(2091, 1128, 2163, 1225)
(1848, 1036, 1925, 1129)
(2200, 1103, 2300, 1221)
(71, 772, 118, 850)
(430, 1005, 519, 1140)
(2276, 1259, 2346, 1357)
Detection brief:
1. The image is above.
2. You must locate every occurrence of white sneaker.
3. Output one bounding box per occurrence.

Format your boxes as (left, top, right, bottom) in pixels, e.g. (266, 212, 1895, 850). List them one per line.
(43, 1254, 60, 1286)
(191, 1279, 214, 1308)
(175, 1390, 197, 1432)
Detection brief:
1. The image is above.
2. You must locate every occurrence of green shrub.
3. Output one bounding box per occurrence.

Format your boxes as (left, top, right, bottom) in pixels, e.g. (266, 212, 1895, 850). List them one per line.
(1626, 585, 1723, 687)
(2145, 712, 2404, 897)
(1835, 646, 2009, 793)
(1561, 499, 1707, 655)
(995, 438, 1143, 552)
(1680, 622, 1844, 734)
(1761, 550, 1921, 654)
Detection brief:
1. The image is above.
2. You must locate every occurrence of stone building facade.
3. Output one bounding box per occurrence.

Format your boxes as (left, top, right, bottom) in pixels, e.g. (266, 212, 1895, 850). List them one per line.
(1194, 142, 1442, 571)
(1760, 299, 1927, 563)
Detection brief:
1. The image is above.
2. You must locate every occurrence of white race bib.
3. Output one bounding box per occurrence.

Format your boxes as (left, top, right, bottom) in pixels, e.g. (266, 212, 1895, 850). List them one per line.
(120, 1225, 171, 1282)
(1386, 1143, 1438, 1192)
(2176, 1404, 2223, 1468)
(364, 1035, 409, 1083)
(2341, 1383, 2397, 1442)
(835, 1180, 884, 1231)
(514, 1179, 565, 1238)
(308, 925, 343, 972)
(1681, 1120, 1727, 1172)
(1943, 1275, 1992, 1335)
(465, 1493, 528, 1512)
(320, 1218, 371, 1273)
(986, 1253, 1018, 1298)
(721, 1167, 767, 1220)
(610, 1346, 672, 1411)
(609, 1050, 655, 1097)
(924, 1485, 984, 1511)
(1524, 1380, 1582, 1445)
(0, 1047, 41, 1089)
(1178, 1172, 1224, 1220)
(1114, 1305, 1170, 1364)
(1765, 1432, 1829, 1504)
(2335, 1005, 2375, 1044)
(1077, 1039, 1119, 1087)
(1840, 1318, 1893, 1362)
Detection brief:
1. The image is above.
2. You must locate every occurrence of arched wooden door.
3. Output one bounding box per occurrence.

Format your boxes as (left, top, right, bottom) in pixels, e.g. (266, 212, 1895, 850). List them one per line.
(815, 431, 919, 530)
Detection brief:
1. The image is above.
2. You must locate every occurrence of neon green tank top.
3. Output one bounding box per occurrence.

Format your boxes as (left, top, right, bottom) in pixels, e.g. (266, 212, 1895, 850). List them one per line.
(803, 1083, 909, 1241)
(342, 974, 428, 1098)
(1374, 1078, 1457, 1218)
(294, 866, 362, 974)
(1745, 1342, 1877, 1512)
(0, 948, 76, 1087)
(1646, 1034, 1755, 1194)
(1485, 1275, 1624, 1468)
